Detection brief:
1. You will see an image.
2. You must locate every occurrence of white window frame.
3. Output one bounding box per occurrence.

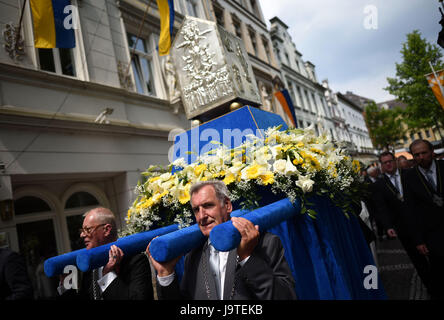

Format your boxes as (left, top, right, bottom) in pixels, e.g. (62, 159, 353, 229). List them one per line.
(22, 0, 89, 80)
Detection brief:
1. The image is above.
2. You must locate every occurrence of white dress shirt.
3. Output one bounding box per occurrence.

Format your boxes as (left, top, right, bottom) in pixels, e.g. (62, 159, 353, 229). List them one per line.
(157, 240, 250, 300)
(418, 160, 437, 190)
(385, 170, 403, 197)
(57, 266, 117, 296)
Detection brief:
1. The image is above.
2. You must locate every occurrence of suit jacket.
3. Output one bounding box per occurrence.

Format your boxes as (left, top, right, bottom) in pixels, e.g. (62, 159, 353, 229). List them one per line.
(372, 170, 411, 235)
(158, 232, 297, 300)
(363, 177, 379, 220)
(0, 248, 34, 300)
(61, 252, 153, 300)
(403, 160, 444, 255)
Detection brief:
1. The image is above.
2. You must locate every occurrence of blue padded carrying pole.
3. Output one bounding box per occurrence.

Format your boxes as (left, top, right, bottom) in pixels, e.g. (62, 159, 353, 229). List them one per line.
(44, 248, 88, 277)
(75, 224, 178, 272)
(210, 198, 301, 252)
(149, 208, 248, 262)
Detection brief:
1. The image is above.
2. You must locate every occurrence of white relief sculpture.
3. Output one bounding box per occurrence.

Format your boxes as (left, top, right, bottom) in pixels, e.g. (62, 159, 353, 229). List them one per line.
(163, 56, 180, 101)
(261, 85, 272, 111)
(175, 20, 233, 110)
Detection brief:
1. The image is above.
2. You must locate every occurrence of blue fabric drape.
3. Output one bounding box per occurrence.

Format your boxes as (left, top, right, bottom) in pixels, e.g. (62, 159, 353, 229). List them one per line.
(267, 196, 386, 300)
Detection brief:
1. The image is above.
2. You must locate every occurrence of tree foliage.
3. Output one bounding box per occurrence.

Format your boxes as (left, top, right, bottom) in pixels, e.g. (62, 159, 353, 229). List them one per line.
(385, 30, 444, 131)
(364, 101, 406, 151)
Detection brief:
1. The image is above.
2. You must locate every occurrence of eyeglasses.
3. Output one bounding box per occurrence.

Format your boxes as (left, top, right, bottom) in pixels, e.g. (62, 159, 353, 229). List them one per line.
(79, 224, 106, 236)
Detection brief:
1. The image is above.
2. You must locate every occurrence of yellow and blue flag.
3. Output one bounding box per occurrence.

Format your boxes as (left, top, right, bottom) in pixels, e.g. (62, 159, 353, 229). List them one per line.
(275, 89, 298, 128)
(426, 70, 444, 110)
(156, 0, 175, 56)
(30, 0, 75, 48)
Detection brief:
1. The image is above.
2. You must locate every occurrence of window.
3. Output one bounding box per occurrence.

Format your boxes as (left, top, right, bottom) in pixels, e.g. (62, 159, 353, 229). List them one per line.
(65, 192, 99, 209)
(250, 0, 260, 16)
(287, 81, 296, 104)
(311, 93, 318, 114)
(232, 16, 242, 39)
(426, 129, 431, 138)
(304, 89, 312, 112)
(213, 3, 224, 26)
(37, 48, 76, 76)
(275, 48, 281, 63)
(410, 133, 415, 141)
(296, 86, 304, 109)
(295, 59, 300, 72)
(418, 132, 423, 140)
(262, 36, 271, 64)
(64, 191, 100, 251)
(127, 33, 156, 96)
(16, 219, 59, 299)
(284, 51, 290, 65)
(14, 196, 51, 215)
(249, 29, 258, 56)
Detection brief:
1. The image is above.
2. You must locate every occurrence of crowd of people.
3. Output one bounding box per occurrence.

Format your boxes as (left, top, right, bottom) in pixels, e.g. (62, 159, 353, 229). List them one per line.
(361, 139, 444, 300)
(1, 139, 443, 301)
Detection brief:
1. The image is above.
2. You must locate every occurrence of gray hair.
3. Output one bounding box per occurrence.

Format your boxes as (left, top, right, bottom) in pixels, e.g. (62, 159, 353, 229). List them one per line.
(190, 180, 230, 204)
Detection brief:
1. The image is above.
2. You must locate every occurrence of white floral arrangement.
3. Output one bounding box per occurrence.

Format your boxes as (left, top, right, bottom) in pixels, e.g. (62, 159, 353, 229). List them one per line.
(120, 125, 363, 236)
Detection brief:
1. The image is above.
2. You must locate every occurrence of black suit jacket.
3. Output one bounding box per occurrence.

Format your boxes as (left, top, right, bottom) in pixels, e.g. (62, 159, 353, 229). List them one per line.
(61, 252, 153, 300)
(372, 170, 411, 234)
(0, 248, 33, 300)
(158, 232, 297, 300)
(403, 160, 444, 255)
(363, 177, 379, 220)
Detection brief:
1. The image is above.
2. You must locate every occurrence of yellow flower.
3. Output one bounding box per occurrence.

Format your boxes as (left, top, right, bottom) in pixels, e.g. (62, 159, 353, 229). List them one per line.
(245, 164, 262, 179)
(223, 173, 236, 185)
(212, 170, 226, 178)
(148, 176, 161, 183)
(310, 147, 326, 156)
(296, 142, 305, 148)
(282, 145, 292, 152)
(352, 160, 361, 173)
(178, 189, 190, 204)
(194, 163, 207, 177)
(260, 172, 274, 185)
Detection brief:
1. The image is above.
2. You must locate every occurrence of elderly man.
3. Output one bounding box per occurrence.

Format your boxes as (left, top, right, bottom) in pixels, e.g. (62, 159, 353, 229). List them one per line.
(59, 207, 153, 300)
(404, 139, 444, 299)
(147, 180, 297, 300)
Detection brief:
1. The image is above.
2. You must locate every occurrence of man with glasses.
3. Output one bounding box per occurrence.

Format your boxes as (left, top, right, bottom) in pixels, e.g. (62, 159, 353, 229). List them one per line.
(59, 207, 153, 300)
(404, 139, 444, 299)
(372, 151, 431, 294)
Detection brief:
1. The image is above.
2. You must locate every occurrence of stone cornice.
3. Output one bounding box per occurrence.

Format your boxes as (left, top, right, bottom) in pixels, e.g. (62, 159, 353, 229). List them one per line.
(0, 62, 173, 112)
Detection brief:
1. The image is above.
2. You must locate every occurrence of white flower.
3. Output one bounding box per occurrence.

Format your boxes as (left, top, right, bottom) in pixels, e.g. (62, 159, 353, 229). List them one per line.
(273, 159, 287, 174)
(172, 157, 187, 168)
(285, 156, 299, 175)
(296, 175, 315, 193)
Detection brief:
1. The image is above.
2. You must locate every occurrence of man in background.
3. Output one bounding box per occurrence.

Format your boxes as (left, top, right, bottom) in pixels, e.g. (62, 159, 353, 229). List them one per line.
(59, 207, 153, 300)
(404, 139, 444, 299)
(0, 247, 33, 300)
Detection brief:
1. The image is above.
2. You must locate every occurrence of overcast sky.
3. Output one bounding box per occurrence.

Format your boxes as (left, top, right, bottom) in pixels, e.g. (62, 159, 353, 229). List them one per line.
(260, 0, 441, 103)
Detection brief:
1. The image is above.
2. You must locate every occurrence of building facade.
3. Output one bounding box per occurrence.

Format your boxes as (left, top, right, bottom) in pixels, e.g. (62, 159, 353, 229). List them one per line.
(269, 17, 337, 137)
(0, 0, 305, 299)
(0, 0, 195, 299)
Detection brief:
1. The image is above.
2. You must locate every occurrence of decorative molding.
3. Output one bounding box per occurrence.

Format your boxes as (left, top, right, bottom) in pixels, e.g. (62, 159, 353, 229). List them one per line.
(3, 23, 25, 61)
(117, 60, 134, 90)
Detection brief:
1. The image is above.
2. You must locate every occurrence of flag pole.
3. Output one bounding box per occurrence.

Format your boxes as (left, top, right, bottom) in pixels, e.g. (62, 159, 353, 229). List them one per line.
(429, 61, 444, 97)
(123, 0, 153, 83)
(14, 0, 27, 52)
